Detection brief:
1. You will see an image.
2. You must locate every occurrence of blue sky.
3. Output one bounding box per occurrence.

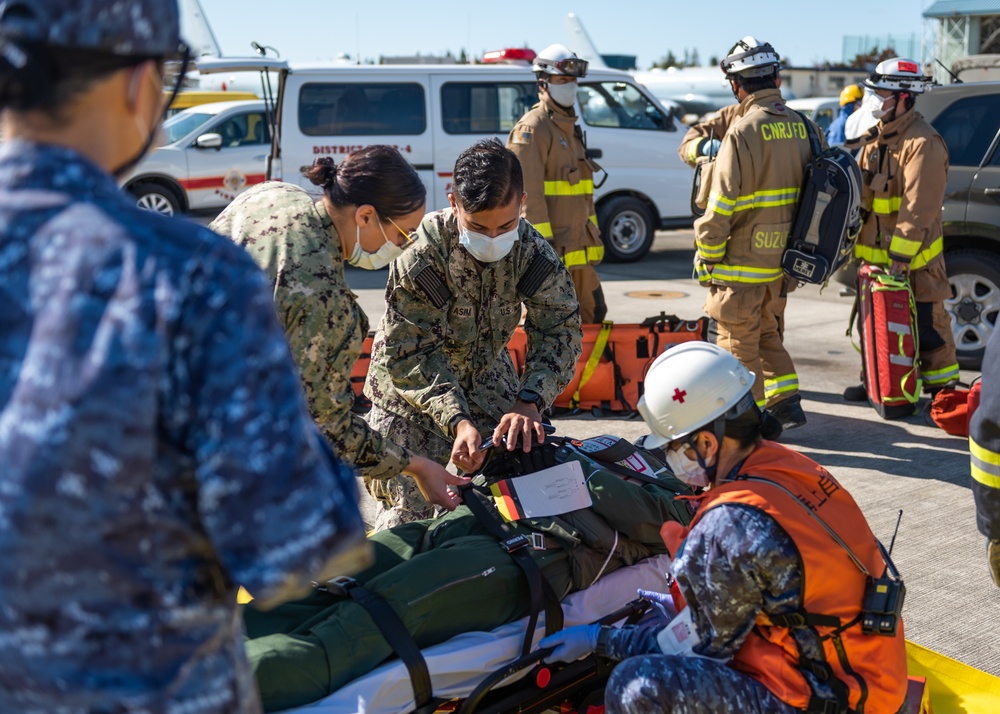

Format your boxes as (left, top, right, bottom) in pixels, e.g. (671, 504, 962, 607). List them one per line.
(195, 1, 930, 73)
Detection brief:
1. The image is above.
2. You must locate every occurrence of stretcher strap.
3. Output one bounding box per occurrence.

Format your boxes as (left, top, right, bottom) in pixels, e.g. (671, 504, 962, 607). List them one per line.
(570, 320, 613, 409)
(459, 484, 564, 656)
(321, 577, 435, 711)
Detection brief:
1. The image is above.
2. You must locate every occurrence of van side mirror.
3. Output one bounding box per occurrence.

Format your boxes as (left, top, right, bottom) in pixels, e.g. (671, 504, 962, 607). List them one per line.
(194, 133, 223, 150)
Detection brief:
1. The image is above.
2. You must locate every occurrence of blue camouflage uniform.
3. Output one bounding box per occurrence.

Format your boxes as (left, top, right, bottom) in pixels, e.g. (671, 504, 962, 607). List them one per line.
(0, 141, 365, 713)
(602, 505, 838, 713)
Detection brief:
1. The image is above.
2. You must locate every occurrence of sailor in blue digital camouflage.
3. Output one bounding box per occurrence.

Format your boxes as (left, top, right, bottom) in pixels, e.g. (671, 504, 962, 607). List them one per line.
(541, 343, 908, 713)
(0, 1, 366, 712)
(365, 138, 582, 529)
(211, 150, 467, 526)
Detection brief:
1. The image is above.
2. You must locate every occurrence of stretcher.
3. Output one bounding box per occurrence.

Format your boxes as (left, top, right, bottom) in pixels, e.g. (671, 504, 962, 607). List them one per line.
(278, 553, 672, 714)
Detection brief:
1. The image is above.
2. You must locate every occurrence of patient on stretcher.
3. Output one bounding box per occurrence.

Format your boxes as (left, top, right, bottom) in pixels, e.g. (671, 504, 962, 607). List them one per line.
(243, 435, 693, 712)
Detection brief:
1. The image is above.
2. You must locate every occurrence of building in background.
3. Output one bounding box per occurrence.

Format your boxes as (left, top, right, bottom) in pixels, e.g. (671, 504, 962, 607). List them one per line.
(924, 1, 1000, 82)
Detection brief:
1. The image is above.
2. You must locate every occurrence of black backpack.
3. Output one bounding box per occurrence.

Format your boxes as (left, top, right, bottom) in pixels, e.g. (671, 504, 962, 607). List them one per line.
(781, 112, 863, 285)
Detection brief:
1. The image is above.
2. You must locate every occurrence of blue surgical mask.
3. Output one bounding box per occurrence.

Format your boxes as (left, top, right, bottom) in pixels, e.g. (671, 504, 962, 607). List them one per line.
(348, 221, 404, 270)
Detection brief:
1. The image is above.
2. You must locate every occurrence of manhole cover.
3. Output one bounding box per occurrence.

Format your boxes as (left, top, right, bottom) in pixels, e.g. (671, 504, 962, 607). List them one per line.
(625, 290, 687, 300)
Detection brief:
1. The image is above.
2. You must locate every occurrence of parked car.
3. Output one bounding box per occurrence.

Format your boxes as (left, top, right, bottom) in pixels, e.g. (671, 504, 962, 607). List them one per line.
(920, 81, 1000, 369)
(120, 100, 270, 216)
(784, 96, 840, 134)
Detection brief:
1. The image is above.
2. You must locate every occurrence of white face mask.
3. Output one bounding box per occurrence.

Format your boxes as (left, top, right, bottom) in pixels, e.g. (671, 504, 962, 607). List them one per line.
(547, 80, 578, 108)
(348, 221, 404, 270)
(870, 93, 895, 120)
(457, 209, 520, 262)
(665, 445, 711, 489)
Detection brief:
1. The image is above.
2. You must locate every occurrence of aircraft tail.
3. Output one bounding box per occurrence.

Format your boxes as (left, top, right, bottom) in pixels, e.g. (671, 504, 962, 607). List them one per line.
(565, 13, 609, 70)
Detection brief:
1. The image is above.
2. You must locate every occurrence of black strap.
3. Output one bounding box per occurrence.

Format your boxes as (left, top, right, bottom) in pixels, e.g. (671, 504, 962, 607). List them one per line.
(320, 576, 435, 710)
(459, 485, 564, 656)
(793, 109, 824, 158)
(566, 443, 682, 490)
(768, 609, 842, 630)
(517, 252, 557, 297)
(412, 264, 452, 309)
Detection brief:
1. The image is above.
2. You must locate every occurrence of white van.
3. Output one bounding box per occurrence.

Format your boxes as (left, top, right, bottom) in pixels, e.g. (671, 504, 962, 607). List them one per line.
(195, 57, 693, 261)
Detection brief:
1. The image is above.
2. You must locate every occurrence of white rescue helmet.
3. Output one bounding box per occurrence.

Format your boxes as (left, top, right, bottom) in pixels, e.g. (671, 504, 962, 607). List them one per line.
(637, 342, 755, 448)
(863, 58, 933, 94)
(720, 36, 781, 78)
(533, 43, 588, 78)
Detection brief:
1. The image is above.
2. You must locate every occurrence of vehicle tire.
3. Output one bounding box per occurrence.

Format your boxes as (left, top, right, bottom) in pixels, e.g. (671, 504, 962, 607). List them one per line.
(944, 248, 1000, 370)
(131, 182, 182, 216)
(598, 196, 656, 263)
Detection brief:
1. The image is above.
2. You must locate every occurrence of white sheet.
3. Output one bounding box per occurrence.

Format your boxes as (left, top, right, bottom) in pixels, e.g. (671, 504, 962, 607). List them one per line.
(280, 554, 672, 714)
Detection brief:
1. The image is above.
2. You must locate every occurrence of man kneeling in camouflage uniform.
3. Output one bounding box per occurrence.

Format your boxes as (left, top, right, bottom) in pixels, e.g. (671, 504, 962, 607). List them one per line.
(364, 138, 583, 529)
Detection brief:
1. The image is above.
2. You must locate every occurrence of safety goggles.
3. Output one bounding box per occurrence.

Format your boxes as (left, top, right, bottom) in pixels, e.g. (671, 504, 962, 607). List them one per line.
(552, 57, 589, 78)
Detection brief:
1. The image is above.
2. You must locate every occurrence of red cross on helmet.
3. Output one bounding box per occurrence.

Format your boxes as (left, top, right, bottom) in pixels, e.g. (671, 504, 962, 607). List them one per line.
(637, 342, 755, 448)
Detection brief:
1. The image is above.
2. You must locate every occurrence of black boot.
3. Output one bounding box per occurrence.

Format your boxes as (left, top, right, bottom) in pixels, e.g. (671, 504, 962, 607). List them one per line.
(768, 394, 807, 430)
(842, 384, 867, 402)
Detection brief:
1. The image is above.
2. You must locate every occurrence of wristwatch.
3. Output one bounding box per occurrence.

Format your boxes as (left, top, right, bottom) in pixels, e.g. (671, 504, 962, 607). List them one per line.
(517, 388, 544, 411)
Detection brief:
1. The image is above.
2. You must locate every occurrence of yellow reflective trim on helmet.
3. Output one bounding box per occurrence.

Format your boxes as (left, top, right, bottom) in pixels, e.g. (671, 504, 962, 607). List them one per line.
(543, 179, 595, 196)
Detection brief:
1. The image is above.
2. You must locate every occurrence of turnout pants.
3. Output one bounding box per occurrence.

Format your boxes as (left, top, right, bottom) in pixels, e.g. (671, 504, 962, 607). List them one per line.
(568, 263, 607, 325)
(244, 507, 572, 712)
(704, 279, 798, 408)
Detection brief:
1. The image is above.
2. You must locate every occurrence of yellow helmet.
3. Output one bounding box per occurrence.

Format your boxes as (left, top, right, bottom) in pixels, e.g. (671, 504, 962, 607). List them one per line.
(840, 85, 864, 106)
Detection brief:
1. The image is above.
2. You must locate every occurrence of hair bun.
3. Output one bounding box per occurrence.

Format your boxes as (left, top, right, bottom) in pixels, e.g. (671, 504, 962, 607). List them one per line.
(303, 156, 337, 187)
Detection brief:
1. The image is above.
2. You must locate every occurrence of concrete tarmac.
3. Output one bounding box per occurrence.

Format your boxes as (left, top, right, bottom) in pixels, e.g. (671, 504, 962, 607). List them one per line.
(343, 228, 999, 678)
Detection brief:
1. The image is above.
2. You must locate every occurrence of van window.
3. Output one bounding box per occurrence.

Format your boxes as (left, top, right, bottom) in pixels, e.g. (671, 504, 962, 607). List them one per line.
(578, 81, 669, 131)
(299, 83, 426, 136)
(441, 82, 538, 134)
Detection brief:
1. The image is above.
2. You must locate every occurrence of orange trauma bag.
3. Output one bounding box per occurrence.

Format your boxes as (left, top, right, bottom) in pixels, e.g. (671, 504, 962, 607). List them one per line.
(350, 333, 375, 413)
(508, 312, 709, 415)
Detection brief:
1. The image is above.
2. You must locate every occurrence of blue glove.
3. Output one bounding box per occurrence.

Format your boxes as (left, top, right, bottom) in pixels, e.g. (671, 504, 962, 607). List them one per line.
(539, 624, 600, 663)
(637, 588, 678, 623)
(701, 138, 721, 157)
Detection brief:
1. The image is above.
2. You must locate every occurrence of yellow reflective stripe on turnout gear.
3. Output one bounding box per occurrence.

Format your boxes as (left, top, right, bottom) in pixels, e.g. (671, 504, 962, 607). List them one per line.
(706, 263, 784, 284)
(970, 437, 1000, 490)
(855, 236, 943, 270)
(696, 238, 727, 261)
(544, 179, 595, 196)
(589, 214, 598, 226)
(872, 196, 902, 214)
(888, 234, 921, 259)
(755, 397, 768, 409)
(764, 374, 799, 399)
(533, 221, 553, 239)
(571, 320, 613, 408)
(562, 244, 605, 267)
(922, 363, 960, 386)
(687, 141, 702, 163)
(707, 187, 800, 217)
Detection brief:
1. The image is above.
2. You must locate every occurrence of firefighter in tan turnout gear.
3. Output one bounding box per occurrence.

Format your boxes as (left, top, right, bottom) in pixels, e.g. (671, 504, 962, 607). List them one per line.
(507, 44, 607, 324)
(842, 58, 959, 401)
(694, 37, 821, 430)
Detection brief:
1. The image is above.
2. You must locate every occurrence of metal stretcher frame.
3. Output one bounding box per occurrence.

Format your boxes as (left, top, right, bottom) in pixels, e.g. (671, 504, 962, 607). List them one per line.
(279, 554, 673, 714)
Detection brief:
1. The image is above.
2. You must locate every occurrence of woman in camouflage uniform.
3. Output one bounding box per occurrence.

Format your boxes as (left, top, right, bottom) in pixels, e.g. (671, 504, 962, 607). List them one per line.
(212, 148, 467, 520)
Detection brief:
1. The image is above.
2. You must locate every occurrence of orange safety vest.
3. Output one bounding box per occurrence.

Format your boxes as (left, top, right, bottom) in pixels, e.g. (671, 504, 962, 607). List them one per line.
(661, 442, 907, 714)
